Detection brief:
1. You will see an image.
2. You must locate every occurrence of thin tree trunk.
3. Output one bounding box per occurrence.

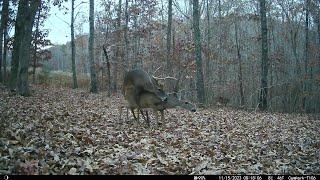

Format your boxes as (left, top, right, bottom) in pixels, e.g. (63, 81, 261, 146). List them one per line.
(10, 0, 26, 91)
(318, 10, 320, 73)
(124, 0, 129, 70)
(166, 0, 173, 76)
(71, 0, 78, 89)
(113, 0, 122, 92)
(318, 16, 320, 48)
(218, 0, 222, 85)
(234, 19, 245, 107)
(205, 0, 210, 78)
(89, 0, 98, 93)
(3, 25, 8, 82)
(205, 0, 212, 103)
(0, 0, 9, 83)
(132, 0, 138, 68)
(103, 45, 111, 97)
(193, 0, 205, 105)
(303, 0, 310, 112)
(33, 8, 41, 84)
(259, 0, 268, 111)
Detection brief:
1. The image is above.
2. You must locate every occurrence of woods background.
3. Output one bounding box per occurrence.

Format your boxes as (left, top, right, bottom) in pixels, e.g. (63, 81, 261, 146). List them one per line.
(1, 0, 320, 113)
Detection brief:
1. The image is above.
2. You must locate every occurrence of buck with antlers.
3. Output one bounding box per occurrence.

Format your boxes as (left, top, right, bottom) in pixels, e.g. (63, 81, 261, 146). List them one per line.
(122, 69, 168, 120)
(120, 69, 196, 126)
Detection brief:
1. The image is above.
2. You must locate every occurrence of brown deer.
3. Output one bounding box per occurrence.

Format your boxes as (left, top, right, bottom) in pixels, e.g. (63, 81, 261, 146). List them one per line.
(120, 92, 196, 126)
(122, 69, 168, 121)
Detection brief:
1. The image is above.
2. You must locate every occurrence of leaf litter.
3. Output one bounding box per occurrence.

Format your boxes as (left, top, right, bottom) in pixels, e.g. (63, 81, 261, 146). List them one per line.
(0, 84, 319, 175)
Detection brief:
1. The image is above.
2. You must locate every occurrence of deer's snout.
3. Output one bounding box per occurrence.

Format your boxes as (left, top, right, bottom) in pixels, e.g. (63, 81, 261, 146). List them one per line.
(191, 108, 196, 112)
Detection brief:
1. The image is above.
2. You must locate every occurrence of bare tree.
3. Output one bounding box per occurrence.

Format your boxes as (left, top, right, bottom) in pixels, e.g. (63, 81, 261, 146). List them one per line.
(166, 0, 173, 75)
(89, 0, 98, 93)
(303, 0, 310, 112)
(124, 0, 129, 71)
(259, 0, 269, 111)
(114, 0, 122, 92)
(71, 0, 78, 89)
(234, 18, 245, 107)
(0, 0, 9, 83)
(205, 0, 212, 103)
(193, 0, 205, 105)
(32, 7, 41, 84)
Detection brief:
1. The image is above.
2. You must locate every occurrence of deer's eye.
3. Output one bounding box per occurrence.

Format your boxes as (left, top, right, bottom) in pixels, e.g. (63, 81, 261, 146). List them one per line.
(184, 102, 189, 104)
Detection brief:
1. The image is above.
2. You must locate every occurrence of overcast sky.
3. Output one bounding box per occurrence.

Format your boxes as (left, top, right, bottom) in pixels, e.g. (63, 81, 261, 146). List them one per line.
(44, 0, 92, 45)
(44, 0, 184, 45)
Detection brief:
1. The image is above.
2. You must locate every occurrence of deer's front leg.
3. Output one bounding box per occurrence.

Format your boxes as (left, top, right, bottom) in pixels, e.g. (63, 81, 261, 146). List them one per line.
(119, 106, 123, 121)
(131, 108, 138, 121)
(160, 110, 164, 123)
(153, 109, 160, 126)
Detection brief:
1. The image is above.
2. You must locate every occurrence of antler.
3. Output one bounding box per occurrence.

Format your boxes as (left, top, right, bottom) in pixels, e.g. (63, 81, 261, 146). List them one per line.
(152, 76, 178, 81)
(153, 66, 162, 75)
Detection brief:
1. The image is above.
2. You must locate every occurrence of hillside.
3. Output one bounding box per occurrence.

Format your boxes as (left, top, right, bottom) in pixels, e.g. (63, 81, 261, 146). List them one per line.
(0, 85, 319, 175)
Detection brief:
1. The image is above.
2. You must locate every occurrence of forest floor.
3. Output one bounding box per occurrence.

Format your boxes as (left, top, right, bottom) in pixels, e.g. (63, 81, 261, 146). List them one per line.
(0, 84, 319, 175)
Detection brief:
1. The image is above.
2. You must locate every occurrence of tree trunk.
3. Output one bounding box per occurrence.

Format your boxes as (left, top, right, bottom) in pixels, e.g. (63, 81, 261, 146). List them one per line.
(3, 24, 8, 83)
(71, 0, 78, 89)
(103, 45, 111, 97)
(10, 0, 26, 91)
(259, 0, 268, 111)
(217, 0, 222, 86)
(234, 19, 245, 107)
(205, 0, 212, 103)
(124, 0, 129, 71)
(114, 0, 122, 92)
(318, 8, 320, 73)
(0, 0, 9, 83)
(33, 7, 41, 84)
(166, 0, 173, 76)
(303, 0, 310, 112)
(318, 15, 320, 48)
(132, 0, 138, 68)
(193, 0, 205, 105)
(89, 0, 98, 93)
(17, 0, 41, 96)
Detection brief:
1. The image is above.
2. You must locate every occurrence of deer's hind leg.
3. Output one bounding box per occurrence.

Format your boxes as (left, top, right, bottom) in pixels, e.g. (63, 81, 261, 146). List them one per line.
(139, 109, 150, 127)
(130, 108, 139, 122)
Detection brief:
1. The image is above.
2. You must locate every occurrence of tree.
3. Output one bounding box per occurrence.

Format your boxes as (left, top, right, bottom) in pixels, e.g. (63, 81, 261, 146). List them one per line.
(205, 0, 212, 103)
(124, 0, 129, 71)
(193, 0, 205, 105)
(9, 0, 41, 95)
(166, 0, 173, 76)
(259, 0, 269, 111)
(10, 0, 24, 90)
(114, 0, 122, 92)
(32, 7, 42, 84)
(88, 0, 98, 93)
(31, 2, 51, 84)
(71, 0, 78, 89)
(0, 0, 9, 83)
(303, 0, 310, 112)
(234, 17, 245, 107)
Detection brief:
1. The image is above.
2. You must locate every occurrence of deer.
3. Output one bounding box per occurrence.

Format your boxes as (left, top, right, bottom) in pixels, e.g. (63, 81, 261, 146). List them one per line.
(119, 91, 196, 126)
(122, 69, 168, 121)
